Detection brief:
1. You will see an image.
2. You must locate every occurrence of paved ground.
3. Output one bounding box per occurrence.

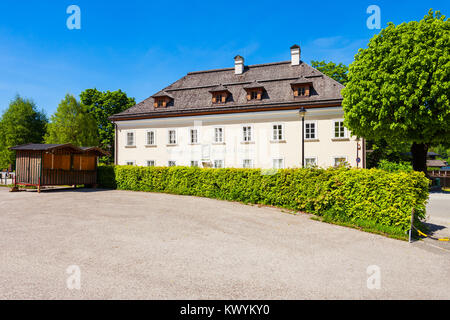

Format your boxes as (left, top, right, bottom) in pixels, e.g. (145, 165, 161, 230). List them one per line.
(0, 187, 448, 299)
(426, 192, 450, 225)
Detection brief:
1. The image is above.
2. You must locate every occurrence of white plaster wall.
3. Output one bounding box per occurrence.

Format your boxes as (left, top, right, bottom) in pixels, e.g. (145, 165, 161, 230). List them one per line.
(115, 107, 362, 169)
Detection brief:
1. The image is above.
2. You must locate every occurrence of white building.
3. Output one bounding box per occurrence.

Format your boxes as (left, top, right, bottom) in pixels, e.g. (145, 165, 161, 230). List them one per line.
(110, 45, 366, 169)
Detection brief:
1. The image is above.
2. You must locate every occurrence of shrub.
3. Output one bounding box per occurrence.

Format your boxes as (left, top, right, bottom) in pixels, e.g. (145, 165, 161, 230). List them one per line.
(98, 166, 429, 235)
(377, 160, 413, 172)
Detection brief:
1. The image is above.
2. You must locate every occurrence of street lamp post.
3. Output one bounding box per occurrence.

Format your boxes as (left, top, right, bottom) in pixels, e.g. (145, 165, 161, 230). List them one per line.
(299, 107, 307, 168)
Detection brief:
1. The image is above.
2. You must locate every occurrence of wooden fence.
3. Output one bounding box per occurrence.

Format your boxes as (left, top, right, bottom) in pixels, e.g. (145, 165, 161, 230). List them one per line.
(429, 170, 450, 188)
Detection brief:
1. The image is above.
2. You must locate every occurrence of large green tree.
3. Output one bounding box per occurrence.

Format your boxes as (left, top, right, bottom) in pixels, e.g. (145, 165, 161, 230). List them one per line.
(311, 60, 349, 85)
(45, 94, 99, 147)
(80, 89, 135, 163)
(0, 95, 47, 169)
(342, 10, 450, 174)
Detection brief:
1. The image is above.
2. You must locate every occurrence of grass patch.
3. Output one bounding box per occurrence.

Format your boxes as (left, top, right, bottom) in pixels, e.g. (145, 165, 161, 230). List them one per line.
(311, 215, 409, 241)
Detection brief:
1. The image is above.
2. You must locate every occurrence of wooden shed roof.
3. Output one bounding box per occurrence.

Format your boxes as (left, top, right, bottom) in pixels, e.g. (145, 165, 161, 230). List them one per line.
(10, 144, 110, 156)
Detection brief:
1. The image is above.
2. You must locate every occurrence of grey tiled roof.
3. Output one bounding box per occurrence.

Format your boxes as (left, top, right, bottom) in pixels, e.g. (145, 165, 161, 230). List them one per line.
(111, 60, 344, 120)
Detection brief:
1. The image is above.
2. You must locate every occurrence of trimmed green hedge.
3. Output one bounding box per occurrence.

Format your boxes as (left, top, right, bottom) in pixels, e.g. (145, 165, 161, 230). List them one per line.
(98, 165, 429, 233)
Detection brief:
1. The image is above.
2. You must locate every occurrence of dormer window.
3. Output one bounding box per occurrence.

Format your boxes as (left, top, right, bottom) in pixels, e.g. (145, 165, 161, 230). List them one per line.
(212, 93, 227, 104)
(209, 85, 230, 104)
(291, 78, 313, 98)
(156, 98, 167, 107)
(244, 81, 264, 101)
(152, 91, 173, 108)
(295, 85, 309, 97)
(250, 91, 260, 100)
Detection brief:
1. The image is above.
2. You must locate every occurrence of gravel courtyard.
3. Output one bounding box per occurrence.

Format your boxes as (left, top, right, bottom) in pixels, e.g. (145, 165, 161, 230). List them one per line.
(0, 187, 448, 299)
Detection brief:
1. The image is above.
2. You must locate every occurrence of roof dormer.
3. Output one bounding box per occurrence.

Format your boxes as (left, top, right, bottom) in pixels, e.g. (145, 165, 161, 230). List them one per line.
(152, 91, 173, 108)
(291, 77, 313, 97)
(244, 81, 264, 101)
(209, 85, 230, 104)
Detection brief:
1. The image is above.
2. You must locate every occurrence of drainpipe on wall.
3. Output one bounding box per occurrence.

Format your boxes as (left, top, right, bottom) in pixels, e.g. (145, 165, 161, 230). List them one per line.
(114, 122, 118, 165)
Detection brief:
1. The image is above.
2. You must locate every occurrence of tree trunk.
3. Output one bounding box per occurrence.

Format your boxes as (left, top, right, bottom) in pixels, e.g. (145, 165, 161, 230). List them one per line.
(411, 142, 428, 175)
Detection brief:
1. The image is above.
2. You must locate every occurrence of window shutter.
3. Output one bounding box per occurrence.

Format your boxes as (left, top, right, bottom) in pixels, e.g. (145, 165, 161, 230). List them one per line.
(221, 94, 226, 103)
(153, 101, 158, 108)
(257, 91, 262, 100)
(212, 96, 217, 103)
(305, 86, 310, 96)
(293, 88, 299, 97)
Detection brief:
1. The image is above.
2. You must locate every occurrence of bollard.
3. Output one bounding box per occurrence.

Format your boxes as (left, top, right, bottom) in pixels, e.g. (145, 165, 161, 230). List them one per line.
(409, 208, 415, 243)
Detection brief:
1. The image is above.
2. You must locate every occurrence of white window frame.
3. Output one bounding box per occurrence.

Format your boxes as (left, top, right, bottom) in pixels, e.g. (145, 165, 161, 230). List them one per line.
(213, 159, 224, 168)
(214, 127, 224, 143)
(305, 156, 318, 168)
(125, 131, 135, 147)
(272, 158, 285, 169)
(167, 129, 177, 145)
(271, 123, 284, 141)
(333, 119, 348, 139)
(304, 121, 318, 140)
(146, 160, 155, 167)
(242, 125, 253, 142)
(190, 160, 199, 167)
(168, 160, 176, 167)
(242, 159, 254, 168)
(189, 128, 199, 144)
(125, 160, 135, 166)
(146, 130, 156, 146)
(333, 156, 348, 167)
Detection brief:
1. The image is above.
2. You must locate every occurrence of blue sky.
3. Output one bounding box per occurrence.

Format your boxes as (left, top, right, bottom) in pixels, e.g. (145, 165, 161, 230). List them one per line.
(0, 0, 448, 116)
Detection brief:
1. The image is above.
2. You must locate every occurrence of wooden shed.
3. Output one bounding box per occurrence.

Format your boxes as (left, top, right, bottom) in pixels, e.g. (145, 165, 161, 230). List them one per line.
(10, 143, 109, 192)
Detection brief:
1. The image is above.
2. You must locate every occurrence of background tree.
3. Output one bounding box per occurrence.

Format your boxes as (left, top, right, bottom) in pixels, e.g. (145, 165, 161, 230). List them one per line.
(80, 89, 135, 163)
(342, 10, 450, 174)
(311, 60, 349, 85)
(0, 95, 47, 169)
(45, 94, 99, 147)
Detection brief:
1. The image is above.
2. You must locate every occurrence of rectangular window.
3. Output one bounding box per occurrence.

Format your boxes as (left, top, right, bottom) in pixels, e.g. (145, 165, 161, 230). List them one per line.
(214, 127, 224, 143)
(243, 126, 252, 142)
(305, 122, 316, 139)
(147, 160, 155, 167)
(190, 160, 199, 167)
(168, 130, 177, 144)
(126, 132, 134, 146)
(272, 158, 284, 169)
(190, 129, 198, 144)
(334, 121, 346, 138)
(272, 124, 284, 141)
(305, 157, 317, 168)
(168, 161, 176, 167)
(334, 157, 347, 167)
(214, 160, 224, 168)
(243, 159, 253, 168)
(126, 161, 135, 166)
(213, 94, 223, 104)
(146, 131, 155, 145)
(298, 87, 306, 96)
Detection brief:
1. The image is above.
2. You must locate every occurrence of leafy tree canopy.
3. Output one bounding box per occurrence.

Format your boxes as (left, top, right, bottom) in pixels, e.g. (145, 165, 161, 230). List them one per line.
(45, 94, 99, 147)
(311, 60, 349, 85)
(342, 10, 450, 172)
(80, 89, 135, 163)
(0, 95, 47, 169)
